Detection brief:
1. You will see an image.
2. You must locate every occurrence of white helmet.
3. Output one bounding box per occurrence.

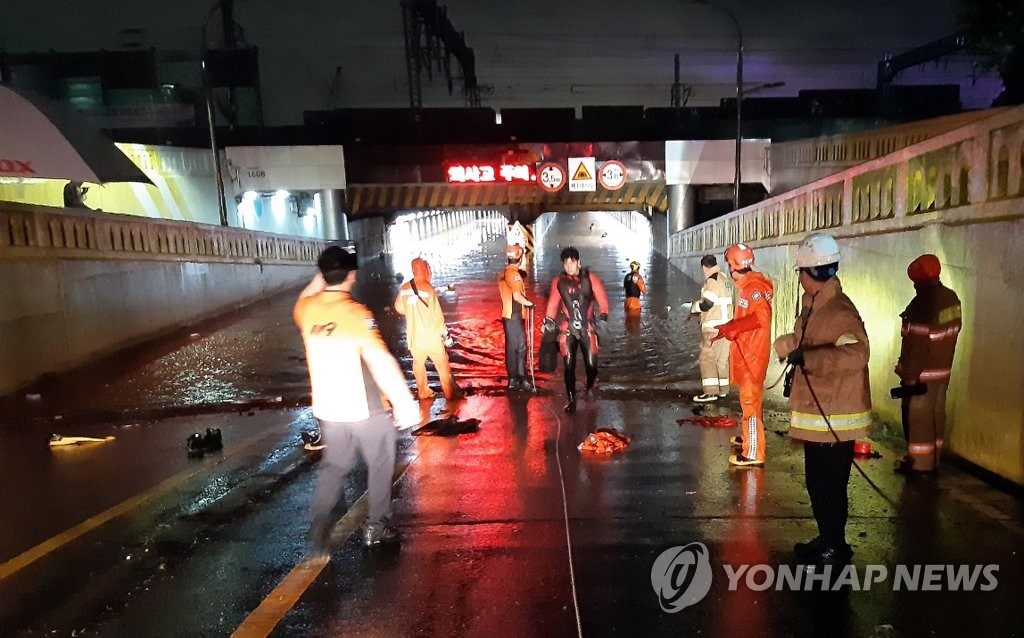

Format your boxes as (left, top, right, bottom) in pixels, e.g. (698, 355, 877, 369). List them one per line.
(795, 233, 841, 268)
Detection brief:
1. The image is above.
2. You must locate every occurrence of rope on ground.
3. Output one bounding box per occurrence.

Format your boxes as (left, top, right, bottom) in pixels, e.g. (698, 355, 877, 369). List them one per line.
(546, 403, 584, 638)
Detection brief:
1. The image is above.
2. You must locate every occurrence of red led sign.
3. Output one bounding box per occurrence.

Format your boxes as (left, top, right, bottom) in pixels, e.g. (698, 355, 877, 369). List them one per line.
(446, 163, 536, 184)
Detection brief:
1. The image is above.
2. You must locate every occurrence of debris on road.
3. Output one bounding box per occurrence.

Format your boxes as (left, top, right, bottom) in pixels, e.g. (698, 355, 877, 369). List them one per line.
(676, 416, 737, 428)
(49, 434, 115, 447)
(579, 428, 631, 454)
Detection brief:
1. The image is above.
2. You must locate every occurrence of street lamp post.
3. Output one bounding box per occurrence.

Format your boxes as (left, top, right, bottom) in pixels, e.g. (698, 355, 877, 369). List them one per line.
(201, 3, 229, 227)
(691, 0, 743, 210)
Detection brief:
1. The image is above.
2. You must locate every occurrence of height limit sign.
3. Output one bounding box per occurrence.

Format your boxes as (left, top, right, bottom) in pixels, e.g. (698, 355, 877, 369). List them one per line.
(598, 160, 627, 191)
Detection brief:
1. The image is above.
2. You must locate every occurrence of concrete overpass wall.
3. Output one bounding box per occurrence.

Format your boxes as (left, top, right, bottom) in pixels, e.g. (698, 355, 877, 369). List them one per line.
(0, 204, 324, 395)
(669, 105, 1024, 486)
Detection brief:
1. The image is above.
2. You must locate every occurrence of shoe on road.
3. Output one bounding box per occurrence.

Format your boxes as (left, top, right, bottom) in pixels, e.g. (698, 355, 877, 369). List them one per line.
(363, 522, 401, 548)
(728, 454, 764, 467)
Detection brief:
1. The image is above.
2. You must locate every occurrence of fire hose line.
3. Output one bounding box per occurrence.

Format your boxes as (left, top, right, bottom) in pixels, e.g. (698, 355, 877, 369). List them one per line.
(545, 403, 584, 638)
(527, 306, 537, 392)
(731, 335, 895, 507)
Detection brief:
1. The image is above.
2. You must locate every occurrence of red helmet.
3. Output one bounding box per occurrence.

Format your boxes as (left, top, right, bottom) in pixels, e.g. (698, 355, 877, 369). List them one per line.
(506, 244, 524, 261)
(725, 243, 755, 271)
(907, 254, 940, 283)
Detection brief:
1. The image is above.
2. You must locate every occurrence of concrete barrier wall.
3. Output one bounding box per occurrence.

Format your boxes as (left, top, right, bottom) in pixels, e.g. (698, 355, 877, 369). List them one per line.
(670, 105, 1024, 485)
(0, 204, 324, 394)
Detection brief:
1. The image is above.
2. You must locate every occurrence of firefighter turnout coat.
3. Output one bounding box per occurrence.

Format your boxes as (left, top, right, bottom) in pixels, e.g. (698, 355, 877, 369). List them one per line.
(774, 277, 872, 444)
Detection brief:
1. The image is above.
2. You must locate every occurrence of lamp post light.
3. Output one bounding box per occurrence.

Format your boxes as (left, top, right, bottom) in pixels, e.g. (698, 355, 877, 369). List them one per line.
(201, 3, 229, 227)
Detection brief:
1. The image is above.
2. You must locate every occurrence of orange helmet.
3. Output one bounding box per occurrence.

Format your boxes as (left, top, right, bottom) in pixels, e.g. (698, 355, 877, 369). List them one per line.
(725, 243, 755, 271)
(506, 244, 524, 261)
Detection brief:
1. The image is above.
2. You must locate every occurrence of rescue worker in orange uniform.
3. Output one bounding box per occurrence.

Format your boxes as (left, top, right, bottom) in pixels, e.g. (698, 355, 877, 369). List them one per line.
(544, 246, 610, 414)
(894, 254, 961, 473)
(394, 257, 460, 402)
(623, 260, 647, 315)
(713, 243, 774, 467)
(774, 233, 871, 566)
(499, 244, 536, 391)
(294, 246, 420, 550)
(691, 254, 733, 402)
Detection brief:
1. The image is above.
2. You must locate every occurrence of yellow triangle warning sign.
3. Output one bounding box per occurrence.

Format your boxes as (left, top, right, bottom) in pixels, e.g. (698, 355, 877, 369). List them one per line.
(572, 162, 593, 181)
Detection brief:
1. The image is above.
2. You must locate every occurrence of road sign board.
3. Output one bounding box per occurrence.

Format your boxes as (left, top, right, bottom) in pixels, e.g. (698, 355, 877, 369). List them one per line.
(538, 163, 566, 192)
(598, 160, 627, 190)
(568, 157, 596, 192)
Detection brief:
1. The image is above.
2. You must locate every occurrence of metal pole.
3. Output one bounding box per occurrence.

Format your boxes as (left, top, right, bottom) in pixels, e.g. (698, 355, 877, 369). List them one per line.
(735, 31, 743, 211)
(202, 10, 229, 227)
(690, 1, 743, 210)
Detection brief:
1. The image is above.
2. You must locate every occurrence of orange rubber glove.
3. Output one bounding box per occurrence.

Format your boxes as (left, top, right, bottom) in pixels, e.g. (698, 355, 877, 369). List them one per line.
(711, 314, 760, 342)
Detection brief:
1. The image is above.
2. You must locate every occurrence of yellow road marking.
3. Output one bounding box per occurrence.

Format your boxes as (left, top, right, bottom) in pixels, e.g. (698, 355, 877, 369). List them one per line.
(231, 449, 422, 638)
(0, 415, 297, 580)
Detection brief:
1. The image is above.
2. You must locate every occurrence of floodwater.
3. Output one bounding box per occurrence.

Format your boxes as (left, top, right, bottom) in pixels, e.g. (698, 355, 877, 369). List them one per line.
(0, 211, 707, 427)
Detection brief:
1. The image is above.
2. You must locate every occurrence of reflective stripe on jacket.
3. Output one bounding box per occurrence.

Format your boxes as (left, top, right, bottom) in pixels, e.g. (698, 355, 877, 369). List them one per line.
(695, 266, 733, 329)
(783, 277, 872, 443)
(896, 280, 961, 385)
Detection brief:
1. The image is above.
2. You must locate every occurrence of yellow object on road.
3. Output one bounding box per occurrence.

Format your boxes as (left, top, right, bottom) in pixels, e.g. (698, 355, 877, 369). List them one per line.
(49, 434, 115, 447)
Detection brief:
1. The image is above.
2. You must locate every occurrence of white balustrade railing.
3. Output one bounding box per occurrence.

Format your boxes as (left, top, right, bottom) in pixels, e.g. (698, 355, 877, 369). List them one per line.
(672, 105, 1024, 256)
(0, 203, 324, 264)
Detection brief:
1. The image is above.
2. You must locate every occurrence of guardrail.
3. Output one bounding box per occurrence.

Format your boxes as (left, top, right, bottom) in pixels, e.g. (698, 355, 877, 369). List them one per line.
(769, 109, 1003, 169)
(0, 203, 324, 264)
(671, 105, 1024, 255)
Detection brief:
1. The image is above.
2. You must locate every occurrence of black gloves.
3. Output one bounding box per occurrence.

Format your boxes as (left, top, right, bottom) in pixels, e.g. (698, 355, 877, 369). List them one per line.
(542, 317, 557, 333)
(786, 349, 805, 367)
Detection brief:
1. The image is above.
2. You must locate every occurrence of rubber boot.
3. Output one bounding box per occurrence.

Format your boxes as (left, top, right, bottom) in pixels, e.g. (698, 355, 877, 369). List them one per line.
(564, 390, 577, 414)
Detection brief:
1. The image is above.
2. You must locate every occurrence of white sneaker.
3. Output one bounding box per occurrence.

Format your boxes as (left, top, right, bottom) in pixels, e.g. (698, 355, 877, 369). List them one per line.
(693, 394, 719, 403)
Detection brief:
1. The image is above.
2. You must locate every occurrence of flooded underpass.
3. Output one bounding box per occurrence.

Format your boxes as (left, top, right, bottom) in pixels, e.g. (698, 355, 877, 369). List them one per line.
(0, 211, 702, 422)
(1, 211, 1023, 637)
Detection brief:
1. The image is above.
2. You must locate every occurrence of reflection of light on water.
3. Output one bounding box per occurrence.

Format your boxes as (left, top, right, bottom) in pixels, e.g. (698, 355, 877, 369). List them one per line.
(182, 473, 233, 515)
(388, 210, 506, 282)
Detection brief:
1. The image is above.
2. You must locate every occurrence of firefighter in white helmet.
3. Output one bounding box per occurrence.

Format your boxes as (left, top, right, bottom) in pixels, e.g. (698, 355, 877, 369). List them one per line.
(773, 232, 871, 566)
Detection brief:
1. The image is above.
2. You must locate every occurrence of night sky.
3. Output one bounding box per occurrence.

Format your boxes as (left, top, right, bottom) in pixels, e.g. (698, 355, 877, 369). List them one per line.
(0, 0, 1004, 124)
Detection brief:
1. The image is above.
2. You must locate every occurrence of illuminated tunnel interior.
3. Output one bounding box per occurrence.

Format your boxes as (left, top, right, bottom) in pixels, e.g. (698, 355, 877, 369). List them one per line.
(383, 209, 704, 397)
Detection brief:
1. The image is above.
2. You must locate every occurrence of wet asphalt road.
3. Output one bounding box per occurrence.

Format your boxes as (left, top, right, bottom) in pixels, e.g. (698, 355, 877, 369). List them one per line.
(1, 213, 1023, 637)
